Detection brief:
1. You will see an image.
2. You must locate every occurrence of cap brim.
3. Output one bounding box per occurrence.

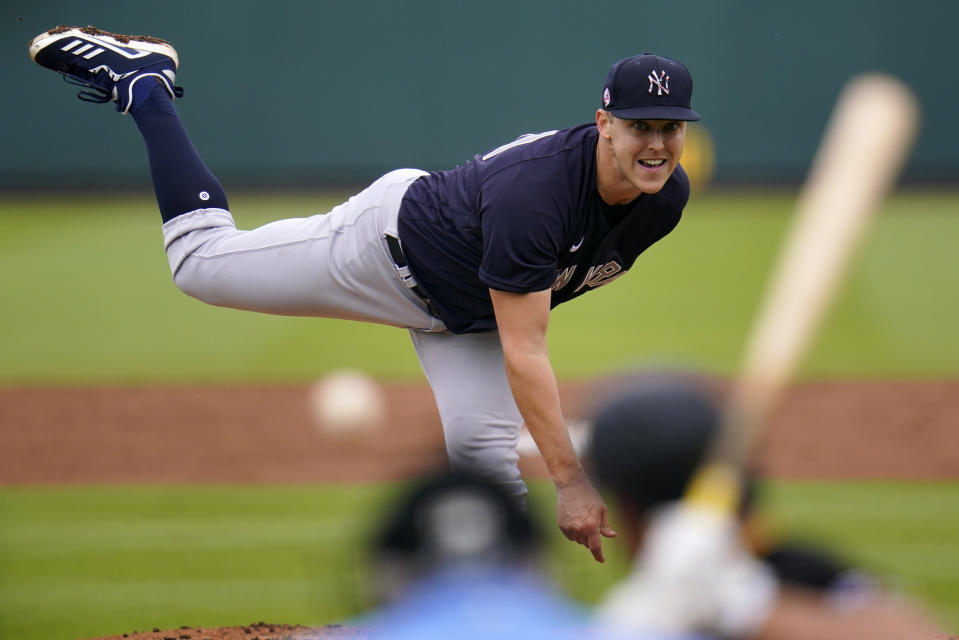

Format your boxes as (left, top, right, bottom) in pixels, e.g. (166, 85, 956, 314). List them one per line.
(608, 106, 701, 121)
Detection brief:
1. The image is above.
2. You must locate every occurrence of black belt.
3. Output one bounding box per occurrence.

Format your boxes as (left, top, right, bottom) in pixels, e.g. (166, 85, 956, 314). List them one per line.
(385, 235, 440, 317)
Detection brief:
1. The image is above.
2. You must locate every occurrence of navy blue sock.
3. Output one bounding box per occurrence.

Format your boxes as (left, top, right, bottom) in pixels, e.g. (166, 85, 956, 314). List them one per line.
(130, 80, 229, 223)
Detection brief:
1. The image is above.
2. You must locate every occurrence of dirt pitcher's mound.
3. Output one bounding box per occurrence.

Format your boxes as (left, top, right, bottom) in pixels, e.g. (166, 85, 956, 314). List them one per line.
(87, 621, 367, 640)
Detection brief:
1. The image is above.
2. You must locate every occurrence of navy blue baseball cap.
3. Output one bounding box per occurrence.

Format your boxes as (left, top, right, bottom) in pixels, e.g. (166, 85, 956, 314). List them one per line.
(602, 53, 700, 121)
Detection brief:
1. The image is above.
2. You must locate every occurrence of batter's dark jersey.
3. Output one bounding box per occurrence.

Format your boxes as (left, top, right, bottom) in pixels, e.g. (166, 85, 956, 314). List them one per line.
(397, 123, 689, 334)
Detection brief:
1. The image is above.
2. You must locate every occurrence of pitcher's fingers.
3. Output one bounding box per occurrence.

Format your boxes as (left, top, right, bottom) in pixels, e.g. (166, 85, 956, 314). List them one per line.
(587, 529, 606, 563)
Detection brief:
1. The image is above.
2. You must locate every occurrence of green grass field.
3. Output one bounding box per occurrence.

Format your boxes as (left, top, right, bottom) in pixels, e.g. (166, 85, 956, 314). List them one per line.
(1, 189, 957, 382)
(1, 189, 957, 638)
(1, 481, 957, 640)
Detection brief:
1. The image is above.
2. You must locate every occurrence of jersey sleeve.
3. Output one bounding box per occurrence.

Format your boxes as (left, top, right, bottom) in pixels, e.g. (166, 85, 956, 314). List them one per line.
(477, 167, 568, 293)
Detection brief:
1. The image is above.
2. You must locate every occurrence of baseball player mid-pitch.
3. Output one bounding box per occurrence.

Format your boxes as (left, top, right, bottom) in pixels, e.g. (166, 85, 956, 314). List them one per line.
(29, 25, 700, 562)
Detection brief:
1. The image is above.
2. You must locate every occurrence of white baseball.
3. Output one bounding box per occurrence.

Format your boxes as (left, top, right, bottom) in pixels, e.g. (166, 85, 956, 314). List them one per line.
(308, 369, 386, 434)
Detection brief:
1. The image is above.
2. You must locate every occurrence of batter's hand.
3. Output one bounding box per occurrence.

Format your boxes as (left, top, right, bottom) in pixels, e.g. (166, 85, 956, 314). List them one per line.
(596, 502, 778, 637)
(556, 479, 617, 562)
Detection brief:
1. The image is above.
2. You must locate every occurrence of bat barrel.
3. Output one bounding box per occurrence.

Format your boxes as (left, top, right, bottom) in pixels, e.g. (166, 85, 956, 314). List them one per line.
(686, 73, 920, 509)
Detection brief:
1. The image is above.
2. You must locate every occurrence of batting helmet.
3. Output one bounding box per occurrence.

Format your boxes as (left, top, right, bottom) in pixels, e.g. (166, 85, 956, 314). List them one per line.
(587, 376, 728, 511)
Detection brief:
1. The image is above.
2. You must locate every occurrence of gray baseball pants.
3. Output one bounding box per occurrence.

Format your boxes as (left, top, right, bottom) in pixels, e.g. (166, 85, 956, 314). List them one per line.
(161, 169, 527, 500)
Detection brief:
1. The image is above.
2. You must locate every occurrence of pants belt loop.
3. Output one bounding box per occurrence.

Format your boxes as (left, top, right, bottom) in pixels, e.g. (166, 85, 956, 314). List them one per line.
(385, 235, 440, 318)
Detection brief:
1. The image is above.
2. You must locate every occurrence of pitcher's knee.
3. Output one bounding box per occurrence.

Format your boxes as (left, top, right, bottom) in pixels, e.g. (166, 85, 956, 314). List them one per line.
(170, 259, 232, 307)
(445, 431, 526, 502)
(171, 262, 211, 302)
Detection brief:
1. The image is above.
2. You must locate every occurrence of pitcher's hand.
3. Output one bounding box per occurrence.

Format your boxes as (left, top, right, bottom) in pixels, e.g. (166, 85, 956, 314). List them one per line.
(556, 479, 617, 562)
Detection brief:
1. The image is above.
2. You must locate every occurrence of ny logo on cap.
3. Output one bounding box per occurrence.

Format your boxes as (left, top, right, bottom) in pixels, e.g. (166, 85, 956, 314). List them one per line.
(648, 70, 670, 96)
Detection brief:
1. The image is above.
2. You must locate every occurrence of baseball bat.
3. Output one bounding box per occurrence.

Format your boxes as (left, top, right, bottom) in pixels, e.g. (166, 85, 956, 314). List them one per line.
(684, 73, 920, 513)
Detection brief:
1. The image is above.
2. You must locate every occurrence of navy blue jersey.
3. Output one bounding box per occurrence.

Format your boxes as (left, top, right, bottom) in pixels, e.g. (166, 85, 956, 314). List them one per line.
(398, 123, 689, 334)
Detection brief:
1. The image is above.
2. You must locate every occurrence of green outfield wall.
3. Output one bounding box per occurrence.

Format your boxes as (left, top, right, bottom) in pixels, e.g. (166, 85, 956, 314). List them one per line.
(3, 0, 955, 188)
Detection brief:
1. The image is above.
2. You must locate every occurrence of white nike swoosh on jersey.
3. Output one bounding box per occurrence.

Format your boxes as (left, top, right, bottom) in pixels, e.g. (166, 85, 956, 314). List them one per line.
(570, 237, 585, 252)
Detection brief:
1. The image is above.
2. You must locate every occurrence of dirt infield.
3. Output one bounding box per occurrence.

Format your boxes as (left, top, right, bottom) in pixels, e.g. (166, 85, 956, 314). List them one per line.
(86, 622, 365, 640)
(2, 380, 957, 486)
(1, 380, 956, 640)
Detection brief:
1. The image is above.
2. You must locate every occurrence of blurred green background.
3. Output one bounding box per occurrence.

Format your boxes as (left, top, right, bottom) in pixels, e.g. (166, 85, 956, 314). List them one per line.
(2, 1, 957, 639)
(1, 189, 957, 383)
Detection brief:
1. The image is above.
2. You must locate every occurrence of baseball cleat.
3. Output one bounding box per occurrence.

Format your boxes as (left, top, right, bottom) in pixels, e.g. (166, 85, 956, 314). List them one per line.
(28, 25, 183, 114)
